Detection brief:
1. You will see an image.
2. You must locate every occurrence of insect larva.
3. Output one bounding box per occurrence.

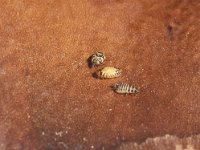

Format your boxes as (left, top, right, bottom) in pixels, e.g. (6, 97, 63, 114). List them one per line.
(95, 67, 122, 79)
(112, 83, 139, 94)
(89, 52, 106, 67)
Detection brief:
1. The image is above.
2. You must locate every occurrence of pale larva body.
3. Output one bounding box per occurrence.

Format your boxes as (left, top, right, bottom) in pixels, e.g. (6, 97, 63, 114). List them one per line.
(112, 83, 139, 94)
(90, 52, 106, 67)
(96, 67, 122, 79)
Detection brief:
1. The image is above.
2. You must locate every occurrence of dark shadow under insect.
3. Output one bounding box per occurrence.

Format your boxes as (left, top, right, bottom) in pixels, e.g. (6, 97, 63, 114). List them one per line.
(87, 56, 93, 68)
(111, 84, 117, 91)
(92, 72, 98, 78)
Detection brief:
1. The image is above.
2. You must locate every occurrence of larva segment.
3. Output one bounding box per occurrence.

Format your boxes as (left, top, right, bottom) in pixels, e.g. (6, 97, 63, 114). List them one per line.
(112, 83, 139, 94)
(96, 67, 122, 79)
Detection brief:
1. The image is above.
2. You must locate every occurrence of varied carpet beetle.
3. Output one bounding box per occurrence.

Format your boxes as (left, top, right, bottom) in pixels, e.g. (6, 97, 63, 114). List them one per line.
(95, 67, 122, 79)
(89, 52, 106, 67)
(112, 83, 139, 94)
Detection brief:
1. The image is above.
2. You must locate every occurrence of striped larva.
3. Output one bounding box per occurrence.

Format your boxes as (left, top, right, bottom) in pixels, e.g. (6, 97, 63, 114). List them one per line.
(95, 67, 122, 79)
(89, 52, 106, 67)
(112, 83, 139, 94)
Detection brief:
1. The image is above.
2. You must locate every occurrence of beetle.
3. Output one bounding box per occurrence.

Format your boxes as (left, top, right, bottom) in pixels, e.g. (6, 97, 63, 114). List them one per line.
(89, 52, 106, 67)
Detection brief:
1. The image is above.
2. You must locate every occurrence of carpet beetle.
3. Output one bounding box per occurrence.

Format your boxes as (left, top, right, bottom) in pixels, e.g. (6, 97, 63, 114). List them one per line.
(89, 52, 106, 67)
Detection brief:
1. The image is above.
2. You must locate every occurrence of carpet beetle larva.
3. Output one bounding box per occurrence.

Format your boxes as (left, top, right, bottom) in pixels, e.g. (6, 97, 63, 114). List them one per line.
(112, 83, 139, 94)
(95, 67, 122, 79)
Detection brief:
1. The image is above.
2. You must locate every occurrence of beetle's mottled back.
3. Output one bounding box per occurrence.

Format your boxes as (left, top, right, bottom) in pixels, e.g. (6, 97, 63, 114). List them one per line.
(90, 52, 106, 67)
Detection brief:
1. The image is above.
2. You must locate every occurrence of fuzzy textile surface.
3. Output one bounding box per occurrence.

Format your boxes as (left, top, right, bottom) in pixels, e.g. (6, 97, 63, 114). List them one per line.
(0, 0, 200, 149)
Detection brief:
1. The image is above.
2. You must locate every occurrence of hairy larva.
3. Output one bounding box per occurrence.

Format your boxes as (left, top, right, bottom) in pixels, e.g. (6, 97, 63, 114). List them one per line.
(95, 67, 122, 79)
(112, 83, 139, 94)
(89, 52, 106, 67)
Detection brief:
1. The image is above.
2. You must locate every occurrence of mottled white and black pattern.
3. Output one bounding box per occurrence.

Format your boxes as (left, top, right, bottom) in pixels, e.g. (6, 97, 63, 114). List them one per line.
(96, 67, 122, 79)
(112, 83, 139, 94)
(90, 52, 106, 67)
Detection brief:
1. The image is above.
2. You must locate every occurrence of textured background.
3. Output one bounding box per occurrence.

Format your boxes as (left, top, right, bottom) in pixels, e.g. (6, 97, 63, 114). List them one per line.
(117, 134, 200, 150)
(0, 0, 200, 149)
